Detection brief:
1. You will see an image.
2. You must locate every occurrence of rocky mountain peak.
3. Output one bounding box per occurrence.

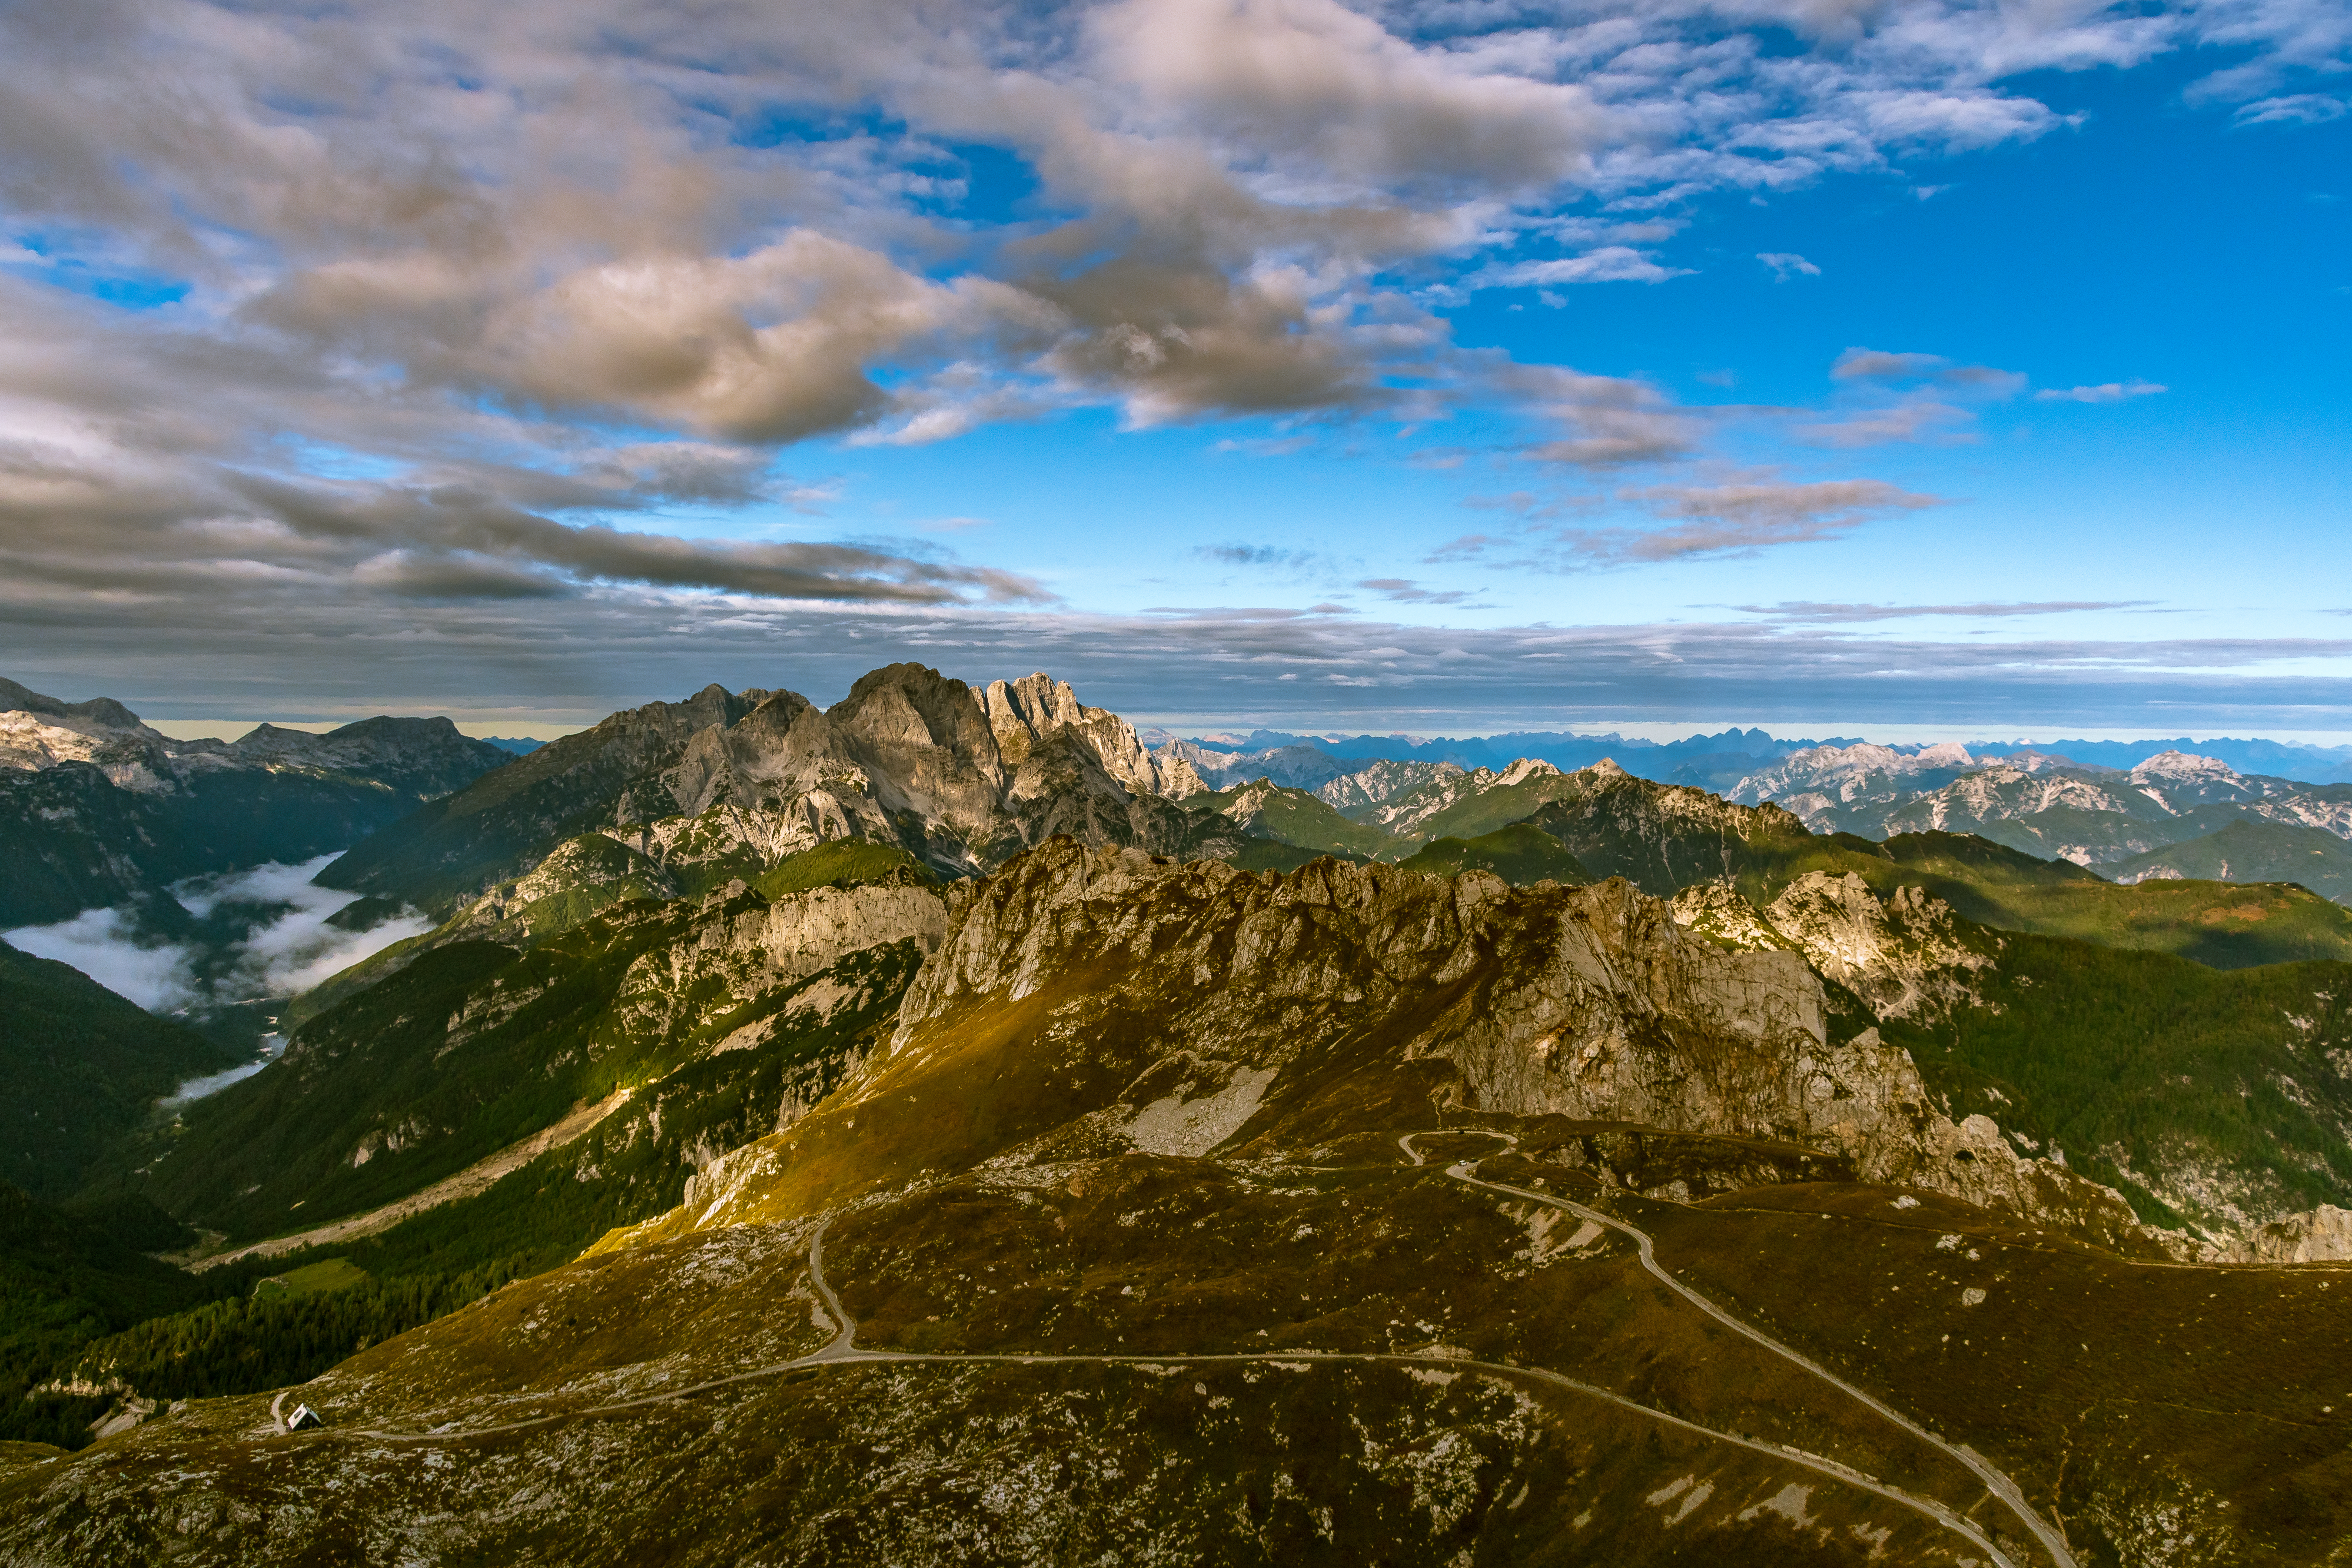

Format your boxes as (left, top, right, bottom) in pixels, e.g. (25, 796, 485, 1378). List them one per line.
(978, 671, 1084, 764)
(645, 837, 2144, 1253)
(326, 664, 1244, 909)
(2129, 749, 2237, 784)
(0, 677, 147, 733)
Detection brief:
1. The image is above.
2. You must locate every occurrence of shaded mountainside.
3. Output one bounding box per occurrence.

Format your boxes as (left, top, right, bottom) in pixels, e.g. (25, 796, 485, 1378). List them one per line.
(0, 943, 245, 1200)
(18, 867, 957, 1453)
(2099, 818, 2352, 903)
(106, 877, 950, 1248)
(11, 842, 2349, 1564)
(1395, 822, 1594, 884)
(0, 681, 512, 926)
(321, 666, 1241, 918)
(1176, 777, 1407, 861)
(0, 1187, 226, 1450)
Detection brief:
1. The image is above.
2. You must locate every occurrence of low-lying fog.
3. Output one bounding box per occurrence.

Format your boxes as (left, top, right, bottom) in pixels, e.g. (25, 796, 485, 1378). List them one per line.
(3, 854, 430, 1013)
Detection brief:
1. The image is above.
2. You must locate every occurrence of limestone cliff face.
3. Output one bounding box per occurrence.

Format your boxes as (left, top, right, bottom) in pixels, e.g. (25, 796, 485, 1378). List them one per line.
(605, 881, 950, 1076)
(877, 841, 2140, 1242)
(622, 665, 1224, 880)
(1763, 871, 1994, 1023)
(696, 881, 949, 983)
(981, 672, 1194, 798)
(2244, 1204, 2352, 1263)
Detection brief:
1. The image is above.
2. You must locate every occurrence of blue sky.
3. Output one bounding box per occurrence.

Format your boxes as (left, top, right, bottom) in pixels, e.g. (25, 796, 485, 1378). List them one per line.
(0, 0, 2345, 737)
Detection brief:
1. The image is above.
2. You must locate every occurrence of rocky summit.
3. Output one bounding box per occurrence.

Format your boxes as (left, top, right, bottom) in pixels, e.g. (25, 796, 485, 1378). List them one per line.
(3, 668, 2349, 1567)
(0, 679, 514, 926)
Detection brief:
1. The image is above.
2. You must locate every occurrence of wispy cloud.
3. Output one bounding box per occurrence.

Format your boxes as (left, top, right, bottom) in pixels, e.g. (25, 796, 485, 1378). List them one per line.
(14, 589, 2351, 736)
(1758, 253, 1821, 279)
(1830, 349, 2026, 394)
(2233, 95, 2348, 127)
(1196, 544, 1326, 572)
(1357, 578, 1478, 606)
(1732, 600, 2157, 622)
(1470, 249, 1691, 289)
(2034, 381, 2168, 403)
(1804, 346, 2025, 446)
(1211, 435, 1316, 458)
(1795, 402, 1976, 448)
(1561, 479, 1946, 564)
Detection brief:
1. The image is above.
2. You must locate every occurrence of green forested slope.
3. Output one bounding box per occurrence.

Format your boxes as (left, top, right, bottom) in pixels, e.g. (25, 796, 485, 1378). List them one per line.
(0, 942, 245, 1199)
(313, 686, 762, 915)
(1884, 933, 2352, 1229)
(1395, 823, 1592, 884)
(1181, 780, 1408, 860)
(1507, 777, 2352, 969)
(2098, 818, 2352, 904)
(109, 895, 927, 1244)
(0, 1187, 222, 1448)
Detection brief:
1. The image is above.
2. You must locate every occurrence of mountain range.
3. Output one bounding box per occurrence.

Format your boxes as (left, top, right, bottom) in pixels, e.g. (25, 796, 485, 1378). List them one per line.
(3, 666, 2350, 1564)
(1725, 742, 2352, 889)
(1152, 725, 2352, 792)
(0, 679, 514, 928)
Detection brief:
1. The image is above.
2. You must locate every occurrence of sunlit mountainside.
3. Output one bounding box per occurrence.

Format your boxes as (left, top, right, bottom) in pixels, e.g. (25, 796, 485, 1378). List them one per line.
(2, 667, 2349, 1564)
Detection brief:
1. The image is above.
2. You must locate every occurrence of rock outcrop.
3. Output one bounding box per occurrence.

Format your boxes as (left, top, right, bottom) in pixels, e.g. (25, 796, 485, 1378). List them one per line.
(1763, 871, 1994, 1023)
(2241, 1203, 2352, 1263)
(658, 840, 2141, 1246)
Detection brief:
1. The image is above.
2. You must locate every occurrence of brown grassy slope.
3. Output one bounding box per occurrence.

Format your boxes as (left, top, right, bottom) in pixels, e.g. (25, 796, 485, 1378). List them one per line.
(6, 1141, 2030, 1567)
(1634, 1182, 2352, 1559)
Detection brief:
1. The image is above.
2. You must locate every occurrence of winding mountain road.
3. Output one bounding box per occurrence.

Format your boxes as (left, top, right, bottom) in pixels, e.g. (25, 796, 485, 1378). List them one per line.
(1400, 1129, 2076, 1568)
(310, 1180, 2053, 1565)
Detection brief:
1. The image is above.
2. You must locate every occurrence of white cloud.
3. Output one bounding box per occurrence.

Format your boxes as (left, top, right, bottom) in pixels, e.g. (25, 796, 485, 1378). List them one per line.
(4, 855, 430, 1015)
(1758, 252, 1822, 279)
(0, 0, 2340, 689)
(178, 855, 433, 997)
(3, 909, 200, 1012)
(1473, 248, 1691, 288)
(2034, 380, 2169, 402)
(2231, 94, 2348, 126)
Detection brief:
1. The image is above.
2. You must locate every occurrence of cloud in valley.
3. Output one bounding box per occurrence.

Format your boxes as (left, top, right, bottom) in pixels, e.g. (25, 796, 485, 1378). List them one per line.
(5, 855, 429, 1015)
(3, 908, 201, 1013)
(177, 857, 433, 997)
